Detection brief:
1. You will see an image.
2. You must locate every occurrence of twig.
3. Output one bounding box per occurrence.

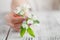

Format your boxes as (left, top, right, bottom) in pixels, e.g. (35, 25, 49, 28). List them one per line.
(5, 28, 11, 40)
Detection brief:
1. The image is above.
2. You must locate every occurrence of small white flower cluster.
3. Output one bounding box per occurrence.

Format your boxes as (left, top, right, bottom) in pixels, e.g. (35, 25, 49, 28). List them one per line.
(13, 3, 40, 37)
(14, 3, 31, 15)
(22, 21, 28, 29)
(27, 19, 33, 25)
(14, 3, 39, 29)
(22, 19, 34, 29)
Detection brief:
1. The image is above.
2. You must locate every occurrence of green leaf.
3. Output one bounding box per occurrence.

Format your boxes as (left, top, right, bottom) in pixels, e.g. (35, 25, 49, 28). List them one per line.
(20, 26, 26, 37)
(27, 27, 35, 37)
(34, 20, 40, 24)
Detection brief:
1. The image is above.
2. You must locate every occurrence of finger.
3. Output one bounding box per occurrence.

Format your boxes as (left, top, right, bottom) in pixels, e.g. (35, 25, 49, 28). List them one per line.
(6, 13, 22, 24)
(6, 12, 27, 24)
(5, 15, 13, 24)
(14, 23, 21, 28)
(12, 12, 28, 20)
(8, 22, 20, 32)
(10, 12, 28, 21)
(12, 17, 25, 24)
(13, 23, 21, 32)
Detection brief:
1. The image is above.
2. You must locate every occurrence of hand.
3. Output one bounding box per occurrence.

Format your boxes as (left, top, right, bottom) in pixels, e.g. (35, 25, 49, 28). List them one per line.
(5, 12, 27, 32)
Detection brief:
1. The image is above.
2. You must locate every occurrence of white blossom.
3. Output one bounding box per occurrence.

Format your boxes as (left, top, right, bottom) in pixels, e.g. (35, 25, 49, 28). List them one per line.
(14, 7, 21, 14)
(22, 21, 28, 29)
(27, 19, 33, 25)
(19, 10, 25, 15)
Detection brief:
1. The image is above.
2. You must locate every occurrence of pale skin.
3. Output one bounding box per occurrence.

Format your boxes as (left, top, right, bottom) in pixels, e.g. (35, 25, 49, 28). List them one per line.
(6, 0, 27, 32)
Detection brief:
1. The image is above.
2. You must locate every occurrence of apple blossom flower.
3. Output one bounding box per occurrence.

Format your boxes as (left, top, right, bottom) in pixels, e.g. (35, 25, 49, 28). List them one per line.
(13, 3, 39, 37)
(27, 19, 33, 25)
(14, 6, 21, 14)
(22, 21, 28, 29)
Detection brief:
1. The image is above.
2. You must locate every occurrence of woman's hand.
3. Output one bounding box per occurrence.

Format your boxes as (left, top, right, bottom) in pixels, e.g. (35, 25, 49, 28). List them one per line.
(6, 0, 27, 32)
(6, 12, 27, 32)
